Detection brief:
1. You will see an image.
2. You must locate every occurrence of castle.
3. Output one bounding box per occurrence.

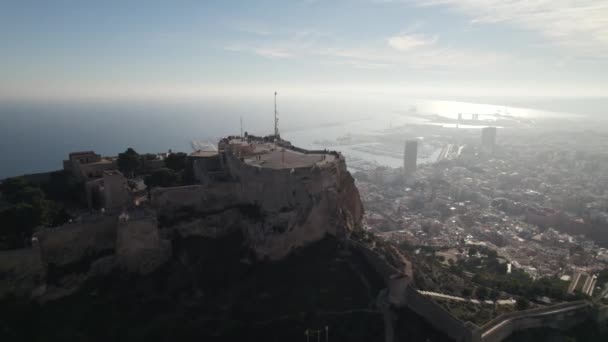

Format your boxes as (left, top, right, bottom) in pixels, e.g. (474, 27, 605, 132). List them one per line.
(0, 135, 364, 299)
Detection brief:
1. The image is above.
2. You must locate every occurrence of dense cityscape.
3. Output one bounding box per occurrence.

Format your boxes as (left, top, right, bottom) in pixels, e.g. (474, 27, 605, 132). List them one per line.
(348, 121, 608, 323)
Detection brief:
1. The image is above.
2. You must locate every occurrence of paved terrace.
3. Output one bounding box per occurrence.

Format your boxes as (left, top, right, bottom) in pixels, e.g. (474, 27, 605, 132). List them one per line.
(231, 140, 336, 169)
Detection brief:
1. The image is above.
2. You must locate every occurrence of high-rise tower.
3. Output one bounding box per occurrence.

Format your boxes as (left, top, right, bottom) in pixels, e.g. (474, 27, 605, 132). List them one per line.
(404, 140, 418, 175)
(274, 91, 280, 138)
(481, 126, 497, 153)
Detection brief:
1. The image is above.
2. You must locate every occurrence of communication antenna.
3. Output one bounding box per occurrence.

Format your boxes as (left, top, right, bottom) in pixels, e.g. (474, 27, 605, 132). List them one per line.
(274, 91, 279, 137)
(240, 116, 243, 137)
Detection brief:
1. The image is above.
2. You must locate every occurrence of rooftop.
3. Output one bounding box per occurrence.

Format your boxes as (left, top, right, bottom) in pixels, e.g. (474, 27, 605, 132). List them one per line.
(228, 137, 337, 169)
(190, 150, 218, 158)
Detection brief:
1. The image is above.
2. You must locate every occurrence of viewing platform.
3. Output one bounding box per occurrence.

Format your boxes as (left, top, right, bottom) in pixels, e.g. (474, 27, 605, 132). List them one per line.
(222, 136, 338, 170)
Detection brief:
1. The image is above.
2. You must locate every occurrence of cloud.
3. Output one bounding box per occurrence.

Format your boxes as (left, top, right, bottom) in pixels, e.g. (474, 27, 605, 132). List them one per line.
(407, 0, 608, 56)
(387, 34, 437, 51)
(226, 26, 509, 70)
(233, 24, 272, 36)
(254, 48, 292, 58)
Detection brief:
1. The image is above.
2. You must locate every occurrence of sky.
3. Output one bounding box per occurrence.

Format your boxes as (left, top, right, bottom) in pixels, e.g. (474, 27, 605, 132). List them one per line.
(1, 0, 607, 101)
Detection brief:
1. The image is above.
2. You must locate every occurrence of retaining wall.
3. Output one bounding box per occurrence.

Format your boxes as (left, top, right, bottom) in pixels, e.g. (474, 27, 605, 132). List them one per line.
(405, 286, 481, 342)
(479, 301, 591, 342)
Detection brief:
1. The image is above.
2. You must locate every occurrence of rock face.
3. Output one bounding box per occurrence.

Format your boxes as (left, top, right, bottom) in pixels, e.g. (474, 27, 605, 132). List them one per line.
(153, 146, 364, 260)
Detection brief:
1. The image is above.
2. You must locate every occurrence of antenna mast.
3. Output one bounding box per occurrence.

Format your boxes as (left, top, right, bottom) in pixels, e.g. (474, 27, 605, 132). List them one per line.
(274, 91, 279, 137)
(240, 116, 243, 137)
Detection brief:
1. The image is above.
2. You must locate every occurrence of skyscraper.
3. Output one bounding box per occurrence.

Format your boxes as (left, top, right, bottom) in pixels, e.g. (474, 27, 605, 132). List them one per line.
(404, 140, 418, 175)
(481, 127, 497, 152)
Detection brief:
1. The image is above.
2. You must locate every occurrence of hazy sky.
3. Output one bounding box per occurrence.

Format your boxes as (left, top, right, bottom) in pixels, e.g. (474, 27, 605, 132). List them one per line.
(1, 0, 607, 101)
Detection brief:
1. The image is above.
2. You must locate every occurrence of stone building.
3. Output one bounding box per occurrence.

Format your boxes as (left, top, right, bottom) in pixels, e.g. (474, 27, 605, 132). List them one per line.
(85, 170, 131, 210)
(63, 150, 116, 180)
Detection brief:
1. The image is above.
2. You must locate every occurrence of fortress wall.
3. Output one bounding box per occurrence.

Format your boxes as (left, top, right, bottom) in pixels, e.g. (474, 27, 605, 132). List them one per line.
(116, 215, 171, 274)
(405, 286, 480, 342)
(480, 301, 591, 342)
(347, 241, 400, 280)
(151, 183, 245, 215)
(0, 246, 46, 298)
(35, 215, 117, 266)
(172, 208, 245, 239)
(200, 182, 244, 211)
(151, 185, 203, 211)
(224, 152, 341, 213)
(346, 240, 410, 307)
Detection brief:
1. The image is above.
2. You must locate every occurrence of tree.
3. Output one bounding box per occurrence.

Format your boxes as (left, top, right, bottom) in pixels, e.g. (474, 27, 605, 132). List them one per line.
(476, 287, 489, 300)
(0, 177, 72, 250)
(165, 152, 188, 172)
(145, 168, 179, 188)
(0, 203, 38, 249)
(117, 148, 140, 177)
(516, 298, 530, 310)
(489, 289, 500, 301)
(1, 177, 32, 203)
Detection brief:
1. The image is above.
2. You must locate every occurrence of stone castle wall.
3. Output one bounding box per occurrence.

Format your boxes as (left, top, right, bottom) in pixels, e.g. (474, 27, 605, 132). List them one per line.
(0, 245, 46, 298)
(36, 215, 118, 267)
(405, 286, 481, 342)
(116, 213, 171, 275)
(222, 151, 341, 213)
(151, 185, 204, 213)
(479, 301, 591, 342)
(0, 209, 169, 299)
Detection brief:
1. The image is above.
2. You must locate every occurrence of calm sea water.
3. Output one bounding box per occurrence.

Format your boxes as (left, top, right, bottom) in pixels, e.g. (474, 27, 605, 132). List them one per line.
(0, 95, 604, 179)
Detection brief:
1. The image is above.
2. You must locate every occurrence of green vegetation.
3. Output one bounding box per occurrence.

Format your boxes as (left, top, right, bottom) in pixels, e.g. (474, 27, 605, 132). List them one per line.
(597, 269, 608, 286)
(0, 176, 73, 250)
(165, 152, 188, 172)
(117, 148, 194, 187)
(472, 269, 573, 300)
(434, 298, 516, 325)
(516, 298, 530, 310)
(117, 147, 140, 177)
(144, 168, 180, 188)
(436, 245, 578, 302)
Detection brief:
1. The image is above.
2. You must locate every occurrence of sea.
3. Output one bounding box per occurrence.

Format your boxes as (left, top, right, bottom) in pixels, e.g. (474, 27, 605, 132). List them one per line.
(1, 94, 606, 179)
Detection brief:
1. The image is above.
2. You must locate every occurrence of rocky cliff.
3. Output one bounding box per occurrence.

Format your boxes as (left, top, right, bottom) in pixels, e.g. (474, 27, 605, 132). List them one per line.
(154, 152, 364, 260)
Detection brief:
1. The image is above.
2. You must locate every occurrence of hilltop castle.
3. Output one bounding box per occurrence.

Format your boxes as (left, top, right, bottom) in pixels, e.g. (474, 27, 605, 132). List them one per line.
(0, 135, 365, 299)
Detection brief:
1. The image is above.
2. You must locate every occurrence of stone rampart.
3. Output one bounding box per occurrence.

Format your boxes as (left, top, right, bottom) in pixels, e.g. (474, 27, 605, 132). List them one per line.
(223, 151, 340, 213)
(346, 240, 410, 308)
(479, 301, 591, 342)
(151, 185, 204, 212)
(0, 245, 45, 298)
(116, 213, 171, 274)
(36, 214, 117, 266)
(405, 286, 481, 342)
(0, 209, 171, 299)
(171, 208, 245, 239)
